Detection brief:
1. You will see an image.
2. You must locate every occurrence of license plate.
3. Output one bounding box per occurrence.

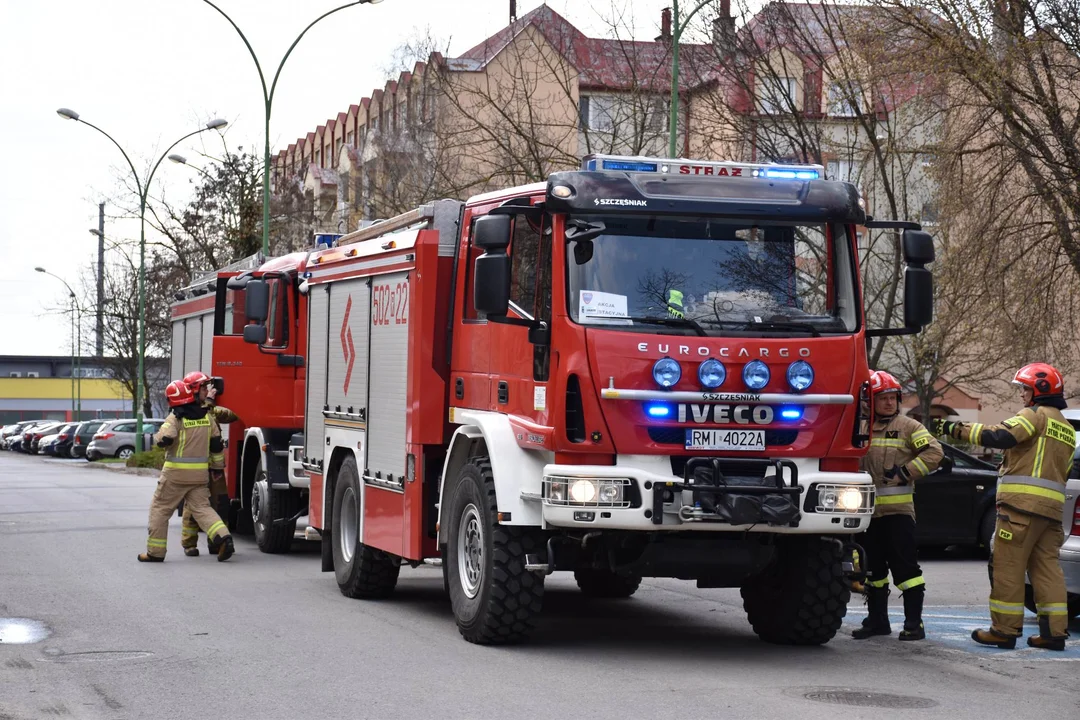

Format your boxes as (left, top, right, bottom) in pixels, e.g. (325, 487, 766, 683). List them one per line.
(685, 429, 765, 451)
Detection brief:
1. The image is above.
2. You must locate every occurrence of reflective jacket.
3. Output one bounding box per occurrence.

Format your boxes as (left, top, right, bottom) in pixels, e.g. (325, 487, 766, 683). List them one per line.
(154, 405, 224, 484)
(204, 402, 238, 425)
(862, 414, 943, 518)
(958, 406, 1074, 521)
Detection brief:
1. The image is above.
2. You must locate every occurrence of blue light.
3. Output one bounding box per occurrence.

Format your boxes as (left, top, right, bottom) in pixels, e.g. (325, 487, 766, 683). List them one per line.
(586, 159, 598, 170)
(780, 407, 803, 420)
(787, 360, 815, 391)
(603, 160, 658, 172)
(763, 168, 819, 180)
(743, 359, 770, 391)
(698, 358, 726, 388)
(653, 357, 682, 388)
(645, 403, 672, 418)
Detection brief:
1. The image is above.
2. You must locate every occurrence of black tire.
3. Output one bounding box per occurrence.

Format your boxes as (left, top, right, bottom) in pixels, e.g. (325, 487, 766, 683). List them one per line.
(741, 537, 849, 645)
(445, 457, 544, 644)
(116, 446, 135, 460)
(252, 470, 301, 554)
(331, 454, 400, 599)
(574, 568, 642, 599)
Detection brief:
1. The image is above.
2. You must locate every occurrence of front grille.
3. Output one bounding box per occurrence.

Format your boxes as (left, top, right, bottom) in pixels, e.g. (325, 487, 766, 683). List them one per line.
(648, 427, 798, 446)
(670, 456, 775, 478)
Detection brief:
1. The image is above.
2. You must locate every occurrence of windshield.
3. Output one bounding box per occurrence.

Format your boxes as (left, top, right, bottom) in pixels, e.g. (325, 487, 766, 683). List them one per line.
(566, 215, 858, 335)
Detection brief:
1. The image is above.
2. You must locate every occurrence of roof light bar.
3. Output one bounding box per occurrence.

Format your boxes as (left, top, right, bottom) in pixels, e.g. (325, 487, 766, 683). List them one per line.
(581, 154, 824, 181)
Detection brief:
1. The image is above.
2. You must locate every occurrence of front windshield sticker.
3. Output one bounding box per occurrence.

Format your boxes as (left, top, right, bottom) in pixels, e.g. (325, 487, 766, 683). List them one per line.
(579, 290, 631, 323)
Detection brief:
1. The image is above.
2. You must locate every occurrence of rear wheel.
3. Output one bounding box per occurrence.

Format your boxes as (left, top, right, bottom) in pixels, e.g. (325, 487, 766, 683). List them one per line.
(116, 446, 135, 460)
(741, 537, 849, 645)
(252, 470, 300, 554)
(331, 454, 400, 599)
(445, 457, 544, 644)
(574, 568, 642, 599)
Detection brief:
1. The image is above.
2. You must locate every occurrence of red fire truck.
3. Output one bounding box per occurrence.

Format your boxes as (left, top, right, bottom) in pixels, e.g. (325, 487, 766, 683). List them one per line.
(200, 153, 936, 646)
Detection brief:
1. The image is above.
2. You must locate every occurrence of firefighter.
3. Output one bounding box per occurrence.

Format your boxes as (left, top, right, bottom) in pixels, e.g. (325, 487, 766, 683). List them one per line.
(852, 370, 943, 641)
(180, 371, 238, 557)
(934, 363, 1074, 651)
(138, 379, 235, 563)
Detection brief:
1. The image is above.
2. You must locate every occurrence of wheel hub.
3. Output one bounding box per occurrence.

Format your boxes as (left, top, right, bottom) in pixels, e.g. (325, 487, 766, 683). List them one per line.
(251, 479, 269, 533)
(340, 486, 358, 564)
(457, 504, 484, 599)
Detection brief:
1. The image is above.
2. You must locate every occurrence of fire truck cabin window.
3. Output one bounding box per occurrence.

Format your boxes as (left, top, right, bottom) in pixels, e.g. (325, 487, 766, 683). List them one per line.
(566, 216, 858, 334)
(265, 277, 289, 348)
(510, 217, 542, 319)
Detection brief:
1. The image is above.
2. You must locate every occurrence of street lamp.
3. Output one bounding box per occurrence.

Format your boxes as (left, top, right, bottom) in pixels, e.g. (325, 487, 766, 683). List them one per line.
(35, 267, 81, 421)
(199, 0, 383, 256)
(667, 0, 717, 158)
(57, 108, 228, 452)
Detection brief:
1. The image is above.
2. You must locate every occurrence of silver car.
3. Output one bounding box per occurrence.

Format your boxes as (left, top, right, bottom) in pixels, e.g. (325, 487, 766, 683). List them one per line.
(86, 418, 165, 460)
(1054, 409, 1080, 616)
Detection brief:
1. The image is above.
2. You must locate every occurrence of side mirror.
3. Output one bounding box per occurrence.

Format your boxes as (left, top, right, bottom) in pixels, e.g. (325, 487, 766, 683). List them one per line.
(245, 279, 269, 323)
(474, 252, 511, 318)
(473, 214, 511, 250)
(243, 324, 268, 345)
(902, 229, 935, 265)
(903, 266, 933, 329)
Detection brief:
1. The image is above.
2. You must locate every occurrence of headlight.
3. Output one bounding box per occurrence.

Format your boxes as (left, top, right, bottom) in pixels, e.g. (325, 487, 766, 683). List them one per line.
(570, 479, 597, 503)
(743, 360, 770, 390)
(819, 488, 838, 510)
(838, 488, 863, 511)
(698, 358, 726, 388)
(548, 480, 567, 503)
(787, 360, 814, 391)
(652, 357, 681, 388)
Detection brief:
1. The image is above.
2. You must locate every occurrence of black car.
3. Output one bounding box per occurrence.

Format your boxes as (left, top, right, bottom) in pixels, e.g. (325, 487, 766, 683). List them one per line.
(914, 443, 998, 551)
(70, 420, 106, 459)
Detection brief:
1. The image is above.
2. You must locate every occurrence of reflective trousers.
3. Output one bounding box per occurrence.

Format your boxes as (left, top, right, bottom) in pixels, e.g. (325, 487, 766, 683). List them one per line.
(990, 506, 1068, 637)
(181, 472, 228, 549)
(857, 514, 925, 593)
(146, 477, 230, 558)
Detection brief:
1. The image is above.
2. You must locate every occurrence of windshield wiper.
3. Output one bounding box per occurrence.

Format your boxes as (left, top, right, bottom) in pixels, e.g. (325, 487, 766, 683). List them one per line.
(739, 321, 821, 337)
(615, 315, 709, 337)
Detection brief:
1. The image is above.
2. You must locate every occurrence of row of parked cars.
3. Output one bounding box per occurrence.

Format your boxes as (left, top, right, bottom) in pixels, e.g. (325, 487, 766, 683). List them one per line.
(0, 418, 164, 460)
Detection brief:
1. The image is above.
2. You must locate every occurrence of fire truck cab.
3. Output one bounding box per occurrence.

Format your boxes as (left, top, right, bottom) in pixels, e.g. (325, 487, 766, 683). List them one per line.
(241, 154, 935, 646)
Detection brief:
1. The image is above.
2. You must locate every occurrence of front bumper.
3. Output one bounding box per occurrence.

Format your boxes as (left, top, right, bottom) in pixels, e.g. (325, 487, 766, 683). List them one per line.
(538, 455, 873, 534)
(1061, 534, 1080, 595)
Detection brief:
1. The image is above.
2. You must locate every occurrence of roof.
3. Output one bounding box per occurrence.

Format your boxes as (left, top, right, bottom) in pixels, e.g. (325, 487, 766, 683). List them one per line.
(457, 3, 713, 92)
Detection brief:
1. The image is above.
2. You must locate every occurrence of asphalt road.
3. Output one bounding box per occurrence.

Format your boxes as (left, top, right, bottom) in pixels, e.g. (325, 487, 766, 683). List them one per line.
(1, 452, 1078, 720)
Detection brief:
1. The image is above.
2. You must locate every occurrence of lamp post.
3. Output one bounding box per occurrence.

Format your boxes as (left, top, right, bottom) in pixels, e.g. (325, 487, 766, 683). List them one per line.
(35, 268, 81, 420)
(88, 210, 105, 357)
(56, 109, 228, 452)
(199, 0, 383, 256)
(667, 0, 717, 158)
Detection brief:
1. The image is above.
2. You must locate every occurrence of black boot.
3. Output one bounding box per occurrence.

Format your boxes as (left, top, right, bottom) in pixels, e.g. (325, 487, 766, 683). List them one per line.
(1027, 614, 1067, 651)
(852, 586, 892, 639)
(216, 535, 235, 562)
(898, 586, 926, 640)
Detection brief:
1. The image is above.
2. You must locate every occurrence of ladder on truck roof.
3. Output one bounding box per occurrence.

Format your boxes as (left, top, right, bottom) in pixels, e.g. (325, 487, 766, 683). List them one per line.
(335, 199, 463, 256)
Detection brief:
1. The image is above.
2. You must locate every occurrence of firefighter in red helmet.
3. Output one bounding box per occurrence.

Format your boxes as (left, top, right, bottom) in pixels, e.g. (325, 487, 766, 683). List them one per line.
(138, 379, 234, 563)
(852, 370, 943, 641)
(180, 371, 239, 557)
(935, 363, 1073, 650)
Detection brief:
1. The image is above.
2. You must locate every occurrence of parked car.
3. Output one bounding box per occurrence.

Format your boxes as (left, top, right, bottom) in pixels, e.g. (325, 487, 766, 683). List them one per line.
(914, 443, 998, 551)
(86, 418, 165, 460)
(1, 421, 39, 450)
(24, 422, 63, 455)
(70, 420, 107, 459)
(42, 423, 78, 456)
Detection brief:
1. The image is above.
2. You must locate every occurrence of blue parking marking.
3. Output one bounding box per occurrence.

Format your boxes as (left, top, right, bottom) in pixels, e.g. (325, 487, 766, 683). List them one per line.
(845, 606, 1080, 660)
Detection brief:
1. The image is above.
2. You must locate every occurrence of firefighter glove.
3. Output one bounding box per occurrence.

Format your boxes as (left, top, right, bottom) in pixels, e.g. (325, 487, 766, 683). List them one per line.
(157, 436, 174, 448)
(933, 418, 960, 438)
(886, 464, 912, 484)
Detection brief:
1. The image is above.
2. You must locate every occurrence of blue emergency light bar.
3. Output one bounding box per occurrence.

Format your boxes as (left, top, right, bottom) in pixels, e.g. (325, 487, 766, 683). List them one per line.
(581, 154, 822, 180)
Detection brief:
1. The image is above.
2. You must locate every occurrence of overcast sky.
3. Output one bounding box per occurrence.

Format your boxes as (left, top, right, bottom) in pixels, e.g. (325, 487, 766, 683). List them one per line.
(0, 0, 679, 358)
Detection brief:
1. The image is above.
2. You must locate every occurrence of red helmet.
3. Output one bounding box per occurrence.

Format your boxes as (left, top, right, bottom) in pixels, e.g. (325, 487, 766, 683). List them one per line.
(183, 371, 210, 389)
(870, 370, 903, 399)
(1012, 363, 1064, 402)
(165, 380, 196, 408)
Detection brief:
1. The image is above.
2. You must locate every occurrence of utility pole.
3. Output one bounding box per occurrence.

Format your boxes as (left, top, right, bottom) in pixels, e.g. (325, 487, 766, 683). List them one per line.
(96, 202, 105, 357)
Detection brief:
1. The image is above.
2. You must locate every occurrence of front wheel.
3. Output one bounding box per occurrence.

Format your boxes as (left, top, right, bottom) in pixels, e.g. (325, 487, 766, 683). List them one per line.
(741, 537, 849, 645)
(445, 457, 544, 644)
(252, 472, 300, 554)
(331, 454, 400, 599)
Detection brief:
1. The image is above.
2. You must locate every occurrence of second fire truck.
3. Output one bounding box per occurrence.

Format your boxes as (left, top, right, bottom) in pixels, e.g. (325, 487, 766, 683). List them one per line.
(217, 154, 936, 645)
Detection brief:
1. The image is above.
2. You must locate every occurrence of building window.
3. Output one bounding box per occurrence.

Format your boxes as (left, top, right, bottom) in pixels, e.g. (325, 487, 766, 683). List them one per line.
(828, 81, 861, 117)
(346, 131, 354, 147)
(335, 137, 343, 157)
(582, 94, 618, 131)
(759, 77, 797, 114)
(315, 149, 321, 167)
(826, 159, 854, 182)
